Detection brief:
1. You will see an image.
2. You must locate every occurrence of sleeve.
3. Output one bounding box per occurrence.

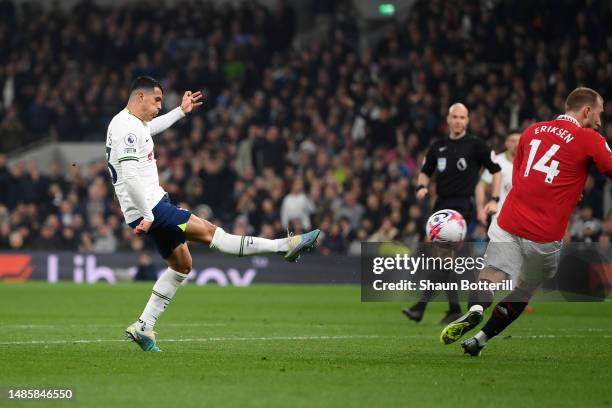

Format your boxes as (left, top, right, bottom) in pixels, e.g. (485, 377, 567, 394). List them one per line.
(481, 169, 493, 184)
(587, 131, 612, 178)
(149, 107, 185, 136)
(120, 160, 155, 222)
(420, 144, 437, 176)
(475, 139, 501, 174)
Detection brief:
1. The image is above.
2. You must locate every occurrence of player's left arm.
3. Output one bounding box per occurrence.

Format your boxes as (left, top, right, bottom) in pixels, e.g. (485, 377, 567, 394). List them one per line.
(149, 91, 203, 136)
(475, 140, 501, 214)
(588, 131, 612, 178)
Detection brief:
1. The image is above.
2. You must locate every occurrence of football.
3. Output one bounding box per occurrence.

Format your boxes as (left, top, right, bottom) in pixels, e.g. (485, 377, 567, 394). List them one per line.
(426, 209, 467, 242)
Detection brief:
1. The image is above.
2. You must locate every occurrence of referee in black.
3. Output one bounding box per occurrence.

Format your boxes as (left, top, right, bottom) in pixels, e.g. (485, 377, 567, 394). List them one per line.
(403, 103, 501, 324)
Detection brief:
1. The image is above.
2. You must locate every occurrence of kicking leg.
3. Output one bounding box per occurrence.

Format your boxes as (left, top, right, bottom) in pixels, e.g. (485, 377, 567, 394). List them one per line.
(462, 281, 538, 356)
(184, 214, 320, 261)
(463, 238, 560, 355)
(126, 243, 191, 352)
(440, 266, 508, 344)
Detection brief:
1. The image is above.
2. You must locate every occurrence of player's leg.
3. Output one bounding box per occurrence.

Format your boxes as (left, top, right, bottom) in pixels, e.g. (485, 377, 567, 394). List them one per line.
(462, 239, 561, 356)
(439, 265, 510, 344)
(126, 243, 191, 352)
(440, 219, 522, 345)
(461, 279, 539, 355)
(184, 214, 320, 262)
(403, 243, 460, 323)
(467, 266, 509, 312)
(138, 243, 191, 328)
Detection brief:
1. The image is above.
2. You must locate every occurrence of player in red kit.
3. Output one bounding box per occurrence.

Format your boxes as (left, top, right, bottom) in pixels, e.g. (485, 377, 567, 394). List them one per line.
(439, 87, 612, 356)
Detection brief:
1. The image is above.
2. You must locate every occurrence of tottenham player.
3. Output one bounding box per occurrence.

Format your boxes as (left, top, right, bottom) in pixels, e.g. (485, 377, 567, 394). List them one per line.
(402, 103, 501, 324)
(441, 87, 612, 356)
(107, 76, 320, 352)
(476, 131, 520, 225)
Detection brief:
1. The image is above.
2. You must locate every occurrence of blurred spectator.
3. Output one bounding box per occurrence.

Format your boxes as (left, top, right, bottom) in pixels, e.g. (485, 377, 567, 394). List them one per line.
(570, 207, 602, 243)
(368, 218, 398, 242)
(92, 224, 118, 253)
(135, 253, 158, 281)
(320, 222, 347, 255)
(280, 178, 314, 230)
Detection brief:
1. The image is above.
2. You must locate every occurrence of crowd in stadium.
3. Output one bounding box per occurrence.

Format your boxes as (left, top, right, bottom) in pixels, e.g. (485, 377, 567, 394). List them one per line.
(0, 0, 611, 254)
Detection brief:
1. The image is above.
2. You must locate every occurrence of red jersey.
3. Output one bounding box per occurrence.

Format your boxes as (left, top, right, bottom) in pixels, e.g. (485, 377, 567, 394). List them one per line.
(498, 115, 612, 242)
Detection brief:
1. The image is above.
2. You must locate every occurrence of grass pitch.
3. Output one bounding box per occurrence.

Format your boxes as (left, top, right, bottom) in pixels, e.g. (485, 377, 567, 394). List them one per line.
(1, 283, 611, 407)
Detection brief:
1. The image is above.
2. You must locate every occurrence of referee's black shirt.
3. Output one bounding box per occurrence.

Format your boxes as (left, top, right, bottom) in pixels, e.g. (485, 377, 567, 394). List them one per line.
(421, 133, 501, 200)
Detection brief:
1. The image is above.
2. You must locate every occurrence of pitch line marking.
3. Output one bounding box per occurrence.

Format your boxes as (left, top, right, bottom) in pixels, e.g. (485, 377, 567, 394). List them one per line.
(0, 335, 382, 346)
(1, 333, 609, 346)
(0, 323, 230, 329)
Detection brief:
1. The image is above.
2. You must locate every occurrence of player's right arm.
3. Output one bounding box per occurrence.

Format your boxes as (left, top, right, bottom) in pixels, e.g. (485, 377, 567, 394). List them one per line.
(112, 128, 155, 226)
(122, 160, 154, 233)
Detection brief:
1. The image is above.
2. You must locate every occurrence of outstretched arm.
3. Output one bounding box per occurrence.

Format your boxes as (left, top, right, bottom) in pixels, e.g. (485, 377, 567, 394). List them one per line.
(149, 91, 203, 136)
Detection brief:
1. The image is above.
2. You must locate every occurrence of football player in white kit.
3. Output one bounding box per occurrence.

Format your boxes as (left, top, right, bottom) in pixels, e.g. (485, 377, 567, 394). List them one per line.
(107, 77, 320, 351)
(476, 131, 521, 225)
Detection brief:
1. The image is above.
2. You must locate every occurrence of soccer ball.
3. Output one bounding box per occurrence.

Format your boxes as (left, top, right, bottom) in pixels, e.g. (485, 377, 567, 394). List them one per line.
(426, 209, 467, 242)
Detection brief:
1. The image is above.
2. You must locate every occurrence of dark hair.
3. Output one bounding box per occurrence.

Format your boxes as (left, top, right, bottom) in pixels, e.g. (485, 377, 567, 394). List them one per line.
(565, 87, 602, 111)
(129, 76, 163, 95)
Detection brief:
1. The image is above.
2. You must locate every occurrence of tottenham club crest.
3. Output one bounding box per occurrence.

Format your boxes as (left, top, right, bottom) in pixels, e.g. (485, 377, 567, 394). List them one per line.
(125, 133, 137, 147)
(437, 157, 447, 172)
(456, 157, 467, 171)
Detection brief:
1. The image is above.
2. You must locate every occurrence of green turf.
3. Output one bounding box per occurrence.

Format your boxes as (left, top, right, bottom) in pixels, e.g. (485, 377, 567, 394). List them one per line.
(1, 283, 611, 408)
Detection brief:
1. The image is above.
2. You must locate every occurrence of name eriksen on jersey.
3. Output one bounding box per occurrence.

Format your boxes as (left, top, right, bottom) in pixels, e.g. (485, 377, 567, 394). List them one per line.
(534, 125, 574, 143)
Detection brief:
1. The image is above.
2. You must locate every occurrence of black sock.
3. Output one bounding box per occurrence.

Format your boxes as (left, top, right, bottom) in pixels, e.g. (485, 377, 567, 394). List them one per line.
(411, 301, 427, 313)
(414, 267, 450, 309)
(468, 279, 495, 311)
(445, 268, 461, 313)
(481, 287, 532, 340)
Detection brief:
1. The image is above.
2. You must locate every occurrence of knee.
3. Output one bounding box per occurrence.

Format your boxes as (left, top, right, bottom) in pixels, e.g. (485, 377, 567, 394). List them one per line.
(187, 216, 217, 244)
(202, 224, 217, 244)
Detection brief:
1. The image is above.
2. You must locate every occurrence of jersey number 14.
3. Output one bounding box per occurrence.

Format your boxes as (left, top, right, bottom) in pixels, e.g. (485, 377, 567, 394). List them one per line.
(524, 139, 560, 184)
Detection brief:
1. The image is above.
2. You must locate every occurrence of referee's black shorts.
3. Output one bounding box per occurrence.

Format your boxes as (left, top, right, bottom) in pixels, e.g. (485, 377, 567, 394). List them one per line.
(433, 196, 475, 225)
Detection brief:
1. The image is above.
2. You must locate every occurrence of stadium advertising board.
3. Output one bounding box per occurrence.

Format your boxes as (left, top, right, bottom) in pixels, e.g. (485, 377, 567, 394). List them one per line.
(0, 251, 359, 285)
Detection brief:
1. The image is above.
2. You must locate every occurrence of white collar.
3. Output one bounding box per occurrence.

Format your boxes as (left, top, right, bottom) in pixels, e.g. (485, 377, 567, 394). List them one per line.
(556, 114, 581, 127)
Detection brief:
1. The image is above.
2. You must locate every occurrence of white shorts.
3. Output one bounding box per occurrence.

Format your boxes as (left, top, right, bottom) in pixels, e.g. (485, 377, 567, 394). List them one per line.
(484, 218, 562, 285)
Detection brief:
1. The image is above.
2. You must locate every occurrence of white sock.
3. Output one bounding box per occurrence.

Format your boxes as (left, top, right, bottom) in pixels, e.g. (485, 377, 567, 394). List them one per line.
(474, 330, 488, 346)
(139, 268, 188, 329)
(469, 304, 484, 314)
(209, 227, 288, 256)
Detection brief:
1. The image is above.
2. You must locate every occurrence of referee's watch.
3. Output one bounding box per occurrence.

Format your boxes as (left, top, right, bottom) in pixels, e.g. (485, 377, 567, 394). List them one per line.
(491, 196, 500, 203)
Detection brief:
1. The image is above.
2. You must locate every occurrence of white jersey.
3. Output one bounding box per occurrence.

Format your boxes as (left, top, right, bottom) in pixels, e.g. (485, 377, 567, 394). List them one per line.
(481, 151, 513, 211)
(106, 107, 184, 223)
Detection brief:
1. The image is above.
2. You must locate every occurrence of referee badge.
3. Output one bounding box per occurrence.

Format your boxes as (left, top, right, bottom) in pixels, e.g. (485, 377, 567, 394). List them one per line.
(437, 157, 446, 172)
(457, 158, 467, 171)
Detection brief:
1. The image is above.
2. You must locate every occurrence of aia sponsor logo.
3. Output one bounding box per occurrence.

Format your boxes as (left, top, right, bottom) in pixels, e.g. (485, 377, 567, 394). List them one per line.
(0, 254, 33, 282)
